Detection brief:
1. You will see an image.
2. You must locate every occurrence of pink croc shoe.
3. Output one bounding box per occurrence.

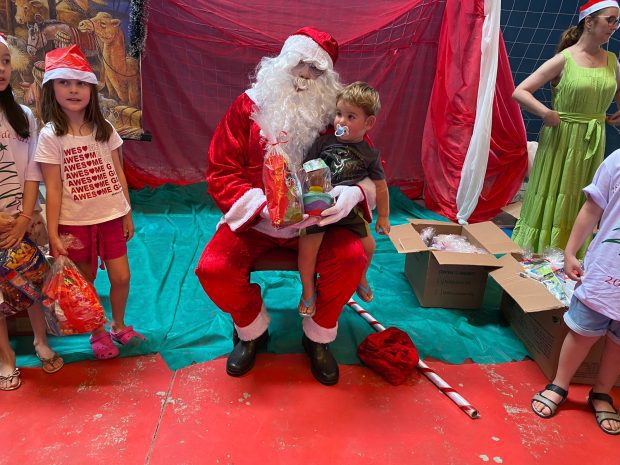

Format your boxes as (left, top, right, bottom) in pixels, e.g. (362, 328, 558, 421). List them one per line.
(110, 326, 146, 346)
(90, 331, 120, 360)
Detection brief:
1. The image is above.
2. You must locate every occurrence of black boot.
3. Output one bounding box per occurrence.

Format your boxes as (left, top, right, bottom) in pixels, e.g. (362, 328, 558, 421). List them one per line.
(226, 331, 268, 377)
(302, 334, 339, 385)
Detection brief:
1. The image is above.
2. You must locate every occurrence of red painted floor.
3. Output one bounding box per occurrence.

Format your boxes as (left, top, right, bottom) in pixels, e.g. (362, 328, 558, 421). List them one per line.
(1, 354, 616, 465)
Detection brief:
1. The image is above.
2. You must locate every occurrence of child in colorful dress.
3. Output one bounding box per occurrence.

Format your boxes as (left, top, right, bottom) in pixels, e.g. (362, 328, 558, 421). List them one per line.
(0, 34, 63, 391)
(531, 148, 620, 435)
(35, 45, 144, 360)
(298, 82, 390, 316)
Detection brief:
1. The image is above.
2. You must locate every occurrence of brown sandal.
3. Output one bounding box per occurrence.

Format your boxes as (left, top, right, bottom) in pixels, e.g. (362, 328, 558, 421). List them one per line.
(0, 368, 22, 391)
(36, 352, 64, 374)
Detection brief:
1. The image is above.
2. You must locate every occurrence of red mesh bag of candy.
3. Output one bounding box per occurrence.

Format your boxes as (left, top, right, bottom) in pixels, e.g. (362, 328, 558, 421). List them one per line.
(251, 108, 304, 229)
(42, 255, 106, 335)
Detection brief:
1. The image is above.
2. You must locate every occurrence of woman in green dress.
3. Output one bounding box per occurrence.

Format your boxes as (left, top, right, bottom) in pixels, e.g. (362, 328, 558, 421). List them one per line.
(512, 2, 620, 257)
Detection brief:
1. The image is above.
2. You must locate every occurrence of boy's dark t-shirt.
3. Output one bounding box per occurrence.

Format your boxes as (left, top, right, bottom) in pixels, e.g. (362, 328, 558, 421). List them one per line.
(304, 134, 384, 185)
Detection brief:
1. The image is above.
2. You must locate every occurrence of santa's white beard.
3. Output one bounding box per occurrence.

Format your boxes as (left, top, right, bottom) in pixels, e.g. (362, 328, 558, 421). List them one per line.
(252, 65, 339, 167)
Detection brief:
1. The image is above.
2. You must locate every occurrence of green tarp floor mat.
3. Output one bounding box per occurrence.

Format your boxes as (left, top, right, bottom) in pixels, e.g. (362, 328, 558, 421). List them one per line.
(13, 183, 528, 370)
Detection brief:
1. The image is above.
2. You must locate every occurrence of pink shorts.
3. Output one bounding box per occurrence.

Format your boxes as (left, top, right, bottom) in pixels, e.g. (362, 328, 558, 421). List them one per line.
(59, 217, 127, 277)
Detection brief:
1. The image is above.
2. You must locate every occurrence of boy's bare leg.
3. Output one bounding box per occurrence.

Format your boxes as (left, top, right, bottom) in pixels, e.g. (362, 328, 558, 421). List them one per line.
(298, 232, 324, 315)
(357, 235, 376, 300)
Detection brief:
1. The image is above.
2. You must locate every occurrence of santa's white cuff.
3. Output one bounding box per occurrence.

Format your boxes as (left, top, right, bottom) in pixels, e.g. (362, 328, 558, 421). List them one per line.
(235, 305, 271, 341)
(224, 188, 266, 232)
(303, 317, 338, 344)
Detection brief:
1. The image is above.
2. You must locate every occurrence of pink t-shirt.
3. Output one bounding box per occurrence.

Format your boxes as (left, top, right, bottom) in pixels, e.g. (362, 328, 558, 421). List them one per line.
(573, 149, 620, 319)
(34, 122, 129, 225)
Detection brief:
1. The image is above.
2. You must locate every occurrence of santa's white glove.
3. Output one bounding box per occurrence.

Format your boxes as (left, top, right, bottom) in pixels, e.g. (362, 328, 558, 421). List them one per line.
(281, 214, 321, 231)
(319, 185, 363, 227)
(261, 204, 321, 231)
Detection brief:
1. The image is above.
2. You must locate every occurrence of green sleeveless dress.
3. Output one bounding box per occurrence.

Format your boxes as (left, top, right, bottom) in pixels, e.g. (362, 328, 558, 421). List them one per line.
(512, 49, 617, 256)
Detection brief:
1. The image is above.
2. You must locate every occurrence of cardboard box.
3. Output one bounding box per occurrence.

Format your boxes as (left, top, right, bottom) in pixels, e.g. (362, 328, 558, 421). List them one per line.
(388, 220, 522, 309)
(491, 255, 620, 385)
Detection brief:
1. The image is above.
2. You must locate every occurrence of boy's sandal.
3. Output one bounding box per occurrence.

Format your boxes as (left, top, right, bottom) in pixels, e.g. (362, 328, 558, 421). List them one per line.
(356, 284, 373, 302)
(110, 326, 146, 345)
(90, 331, 120, 360)
(35, 351, 64, 374)
(298, 292, 317, 317)
(531, 383, 568, 418)
(0, 368, 21, 391)
(587, 390, 620, 435)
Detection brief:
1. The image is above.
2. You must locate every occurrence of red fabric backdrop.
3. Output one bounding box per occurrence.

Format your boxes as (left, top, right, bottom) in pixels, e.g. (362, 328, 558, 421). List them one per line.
(123, 0, 445, 197)
(422, 0, 527, 222)
(123, 0, 526, 221)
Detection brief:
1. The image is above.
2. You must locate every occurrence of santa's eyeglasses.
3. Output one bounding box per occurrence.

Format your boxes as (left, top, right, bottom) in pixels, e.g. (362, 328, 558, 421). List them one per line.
(297, 61, 325, 78)
(598, 15, 620, 27)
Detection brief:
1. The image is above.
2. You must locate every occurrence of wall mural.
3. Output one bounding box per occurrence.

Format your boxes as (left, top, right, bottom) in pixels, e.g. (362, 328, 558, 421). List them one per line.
(1, 0, 145, 140)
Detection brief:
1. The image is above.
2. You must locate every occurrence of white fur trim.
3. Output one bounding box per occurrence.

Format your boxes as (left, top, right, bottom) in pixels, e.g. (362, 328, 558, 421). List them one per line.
(579, 1, 619, 22)
(280, 35, 332, 71)
(224, 188, 266, 232)
(43, 68, 98, 85)
(303, 317, 338, 344)
(0, 36, 7, 48)
(235, 305, 271, 341)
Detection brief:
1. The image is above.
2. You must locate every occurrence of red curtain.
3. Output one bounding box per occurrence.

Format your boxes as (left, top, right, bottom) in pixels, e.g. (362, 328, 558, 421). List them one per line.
(123, 0, 444, 194)
(422, 0, 527, 222)
(124, 0, 527, 223)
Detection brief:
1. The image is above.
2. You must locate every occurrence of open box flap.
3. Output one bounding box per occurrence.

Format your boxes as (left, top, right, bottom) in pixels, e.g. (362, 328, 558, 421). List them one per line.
(490, 255, 566, 312)
(433, 250, 501, 267)
(464, 222, 523, 255)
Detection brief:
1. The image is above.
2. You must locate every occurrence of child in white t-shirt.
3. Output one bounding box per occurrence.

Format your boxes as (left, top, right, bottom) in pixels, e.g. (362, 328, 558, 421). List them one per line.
(0, 35, 63, 391)
(531, 149, 620, 435)
(35, 45, 144, 360)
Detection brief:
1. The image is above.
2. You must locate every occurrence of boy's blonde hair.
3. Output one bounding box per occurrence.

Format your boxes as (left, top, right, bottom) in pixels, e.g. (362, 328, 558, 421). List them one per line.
(336, 81, 381, 117)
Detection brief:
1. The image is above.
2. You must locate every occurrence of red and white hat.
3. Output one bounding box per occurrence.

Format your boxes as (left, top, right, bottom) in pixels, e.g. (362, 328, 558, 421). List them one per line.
(579, 0, 620, 22)
(0, 32, 8, 49)
(279, 26, 339, 71)
(42, 45, 97, 85)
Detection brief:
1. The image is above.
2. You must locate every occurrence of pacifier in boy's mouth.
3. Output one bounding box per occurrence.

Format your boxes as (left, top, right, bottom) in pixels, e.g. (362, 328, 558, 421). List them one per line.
(334, 125, 349, 137)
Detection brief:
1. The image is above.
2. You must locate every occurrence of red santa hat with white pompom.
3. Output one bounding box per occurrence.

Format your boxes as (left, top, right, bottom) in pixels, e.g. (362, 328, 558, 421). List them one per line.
(579, 0, 620, 22)
(42, 45, 98, 85)
(279, 26, 339, 71)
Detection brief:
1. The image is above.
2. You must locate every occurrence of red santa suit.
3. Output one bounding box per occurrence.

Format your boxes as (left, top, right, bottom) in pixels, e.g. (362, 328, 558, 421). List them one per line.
(195, 90, 375, 343)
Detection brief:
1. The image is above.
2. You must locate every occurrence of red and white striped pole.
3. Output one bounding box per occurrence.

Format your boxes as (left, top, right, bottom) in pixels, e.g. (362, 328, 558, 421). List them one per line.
(347, 300, 481, 419)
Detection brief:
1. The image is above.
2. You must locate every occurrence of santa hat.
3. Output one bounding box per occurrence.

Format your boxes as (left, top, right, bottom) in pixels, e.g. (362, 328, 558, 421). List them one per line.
(279, 26, 339, 71)
(579, 0, 620, 22)
(0, 32, 8, 49)
(42, 45, 97, 85)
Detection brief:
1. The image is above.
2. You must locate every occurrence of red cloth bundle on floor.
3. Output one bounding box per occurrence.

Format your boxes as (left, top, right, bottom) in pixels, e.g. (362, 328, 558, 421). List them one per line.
(357, 327, 419, 385)
(42, 255, 106, 335)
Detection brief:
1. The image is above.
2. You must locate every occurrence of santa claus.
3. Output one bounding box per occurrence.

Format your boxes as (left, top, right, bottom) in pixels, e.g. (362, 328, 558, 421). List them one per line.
(195, 27, 376, 385)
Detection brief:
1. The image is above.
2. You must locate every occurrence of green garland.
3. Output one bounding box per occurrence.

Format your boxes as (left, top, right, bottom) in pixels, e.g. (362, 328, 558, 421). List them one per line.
(128, 0, 149, 58)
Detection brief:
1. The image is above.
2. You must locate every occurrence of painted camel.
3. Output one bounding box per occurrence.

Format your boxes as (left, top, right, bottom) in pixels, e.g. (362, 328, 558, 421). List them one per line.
(78, 12, 140, 108)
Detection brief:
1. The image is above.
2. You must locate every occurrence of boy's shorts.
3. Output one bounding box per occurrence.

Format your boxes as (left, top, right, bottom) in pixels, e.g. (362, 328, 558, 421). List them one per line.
(564, 296, 620, 345)
(302, 207, 370, 238)
(58, 217, 127, 277)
